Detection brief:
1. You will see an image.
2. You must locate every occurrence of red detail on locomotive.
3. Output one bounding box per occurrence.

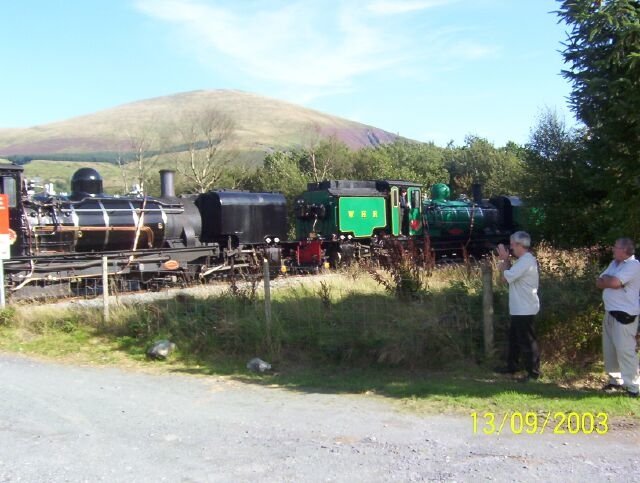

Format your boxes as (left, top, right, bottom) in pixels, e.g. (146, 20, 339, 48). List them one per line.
(448, 228, 464, 236)
(410, 219, 421, 230)
(296, 240, 323, 265)
(0, 194, 8, 235)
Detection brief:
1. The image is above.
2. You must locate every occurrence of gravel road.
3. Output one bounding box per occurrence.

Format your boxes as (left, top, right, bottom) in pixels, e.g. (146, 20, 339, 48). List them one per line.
(0, 353, 638, 482)
(48, 273, 338, 310)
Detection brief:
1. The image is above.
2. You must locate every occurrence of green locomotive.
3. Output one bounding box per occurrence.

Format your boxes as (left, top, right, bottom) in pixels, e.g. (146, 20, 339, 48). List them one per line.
(295, 180, 423, 238)
(294, 179, 521, 264)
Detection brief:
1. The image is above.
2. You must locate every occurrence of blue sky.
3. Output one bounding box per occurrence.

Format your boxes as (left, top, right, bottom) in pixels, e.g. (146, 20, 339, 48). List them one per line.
(1, 0, 573, 146)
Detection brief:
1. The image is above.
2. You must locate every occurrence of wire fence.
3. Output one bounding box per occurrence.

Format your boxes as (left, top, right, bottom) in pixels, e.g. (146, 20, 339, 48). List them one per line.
(69, 260, 512, 367)
(5, 245, 615, 369)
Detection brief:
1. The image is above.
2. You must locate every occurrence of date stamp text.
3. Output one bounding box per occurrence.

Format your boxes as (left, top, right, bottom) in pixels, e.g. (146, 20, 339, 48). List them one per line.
(471, 411, 608, 435)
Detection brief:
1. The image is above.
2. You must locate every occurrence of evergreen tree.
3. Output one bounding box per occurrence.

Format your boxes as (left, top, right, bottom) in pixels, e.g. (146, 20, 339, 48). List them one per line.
(558, 0, 640, 239)
(522, 109, 602, 245)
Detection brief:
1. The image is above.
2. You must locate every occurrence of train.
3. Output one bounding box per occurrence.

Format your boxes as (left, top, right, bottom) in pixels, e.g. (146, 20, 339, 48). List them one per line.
(0, 163, 522, 298)
(293, 179, 522, 265)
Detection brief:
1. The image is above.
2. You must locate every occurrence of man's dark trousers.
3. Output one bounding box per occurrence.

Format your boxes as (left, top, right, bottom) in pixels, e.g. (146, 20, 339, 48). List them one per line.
(507, 315, 540, 377)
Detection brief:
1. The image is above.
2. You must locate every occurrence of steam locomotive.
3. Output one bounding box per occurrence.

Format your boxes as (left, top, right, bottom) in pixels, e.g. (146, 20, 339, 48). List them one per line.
(293, 179, 522, 264)
(0, 163, 522, 298)
(0, 164, 287, 297)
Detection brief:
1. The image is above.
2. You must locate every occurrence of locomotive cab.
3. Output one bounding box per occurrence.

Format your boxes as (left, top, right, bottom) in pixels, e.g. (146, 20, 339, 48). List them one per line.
(376, 181, 422, 237)
(295, 179, 423, 241)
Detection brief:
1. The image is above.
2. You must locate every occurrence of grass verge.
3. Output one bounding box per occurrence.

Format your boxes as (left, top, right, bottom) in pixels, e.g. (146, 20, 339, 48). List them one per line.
(0, 266, 637, 424)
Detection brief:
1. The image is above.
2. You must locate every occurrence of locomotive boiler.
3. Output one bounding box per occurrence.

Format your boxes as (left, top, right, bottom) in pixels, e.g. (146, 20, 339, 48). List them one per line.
(422, 182, 522, 252)
(21, 168, 203, 255)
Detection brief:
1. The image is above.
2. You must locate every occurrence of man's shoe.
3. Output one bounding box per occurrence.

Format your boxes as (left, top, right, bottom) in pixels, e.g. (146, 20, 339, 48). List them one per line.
(626, 390, 639, 398)
(602, 383, 623, 393)
(494, 367, 517, 375)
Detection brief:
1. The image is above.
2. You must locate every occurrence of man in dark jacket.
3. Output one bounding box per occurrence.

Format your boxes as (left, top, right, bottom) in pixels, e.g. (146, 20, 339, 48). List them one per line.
(399, 189, 409, 236)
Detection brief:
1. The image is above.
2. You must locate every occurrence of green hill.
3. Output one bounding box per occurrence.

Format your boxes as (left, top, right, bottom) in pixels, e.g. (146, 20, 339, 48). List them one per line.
(0, 90, 398, 163)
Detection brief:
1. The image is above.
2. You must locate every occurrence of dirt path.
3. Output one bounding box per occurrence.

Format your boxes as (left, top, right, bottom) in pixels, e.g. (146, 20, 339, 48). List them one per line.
(0, 353, 637, 482)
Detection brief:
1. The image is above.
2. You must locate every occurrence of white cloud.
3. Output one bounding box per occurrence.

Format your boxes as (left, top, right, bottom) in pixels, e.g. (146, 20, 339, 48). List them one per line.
(134, 0, 494, 101)
(366, 0, 455, 15)
(453, 42, 498, 60)
(135, 0, 397, 90)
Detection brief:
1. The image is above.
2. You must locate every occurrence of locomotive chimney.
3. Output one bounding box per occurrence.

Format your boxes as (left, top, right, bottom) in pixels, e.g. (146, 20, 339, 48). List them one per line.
(472, 183, 482, 204)
(160, 170, 175, 198)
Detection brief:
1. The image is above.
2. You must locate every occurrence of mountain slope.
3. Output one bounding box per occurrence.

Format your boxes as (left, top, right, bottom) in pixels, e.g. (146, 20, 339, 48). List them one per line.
(0, 90, 398, 158)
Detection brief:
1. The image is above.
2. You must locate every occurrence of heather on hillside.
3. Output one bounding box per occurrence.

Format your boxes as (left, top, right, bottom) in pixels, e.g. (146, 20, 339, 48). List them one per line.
(0, 90, 397, 160)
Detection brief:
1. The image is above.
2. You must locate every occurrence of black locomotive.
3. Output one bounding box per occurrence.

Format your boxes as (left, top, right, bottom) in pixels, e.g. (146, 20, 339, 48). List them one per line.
(0, 164, 287, 297)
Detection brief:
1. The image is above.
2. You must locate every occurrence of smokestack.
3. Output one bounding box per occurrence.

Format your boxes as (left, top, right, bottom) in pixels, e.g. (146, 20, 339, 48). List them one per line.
(160, 170, 175, 198)
(471, 183, 482, 204)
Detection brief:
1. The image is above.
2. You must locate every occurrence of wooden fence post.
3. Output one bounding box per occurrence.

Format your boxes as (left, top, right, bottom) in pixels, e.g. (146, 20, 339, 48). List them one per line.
(102, 256, 109, 322)
(263, 259, 272, 345)
(481, 263, 494, 358)
(0, 260, 5, 310)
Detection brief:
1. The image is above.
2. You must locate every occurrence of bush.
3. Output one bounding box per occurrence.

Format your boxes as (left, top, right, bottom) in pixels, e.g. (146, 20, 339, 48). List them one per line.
(0, 307, 16, 327)
(534, 244, 604, 365)
(366, 239, 434, 300)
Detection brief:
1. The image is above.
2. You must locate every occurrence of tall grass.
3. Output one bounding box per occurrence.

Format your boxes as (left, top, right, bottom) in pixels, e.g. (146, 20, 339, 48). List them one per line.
(534, 244, 605, 367)
(0, 245, 612, 376)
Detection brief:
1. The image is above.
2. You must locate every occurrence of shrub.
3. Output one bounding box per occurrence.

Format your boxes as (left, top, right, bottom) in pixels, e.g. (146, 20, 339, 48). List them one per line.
(367, 239, 433, 300)
(0, 307, 16, 327)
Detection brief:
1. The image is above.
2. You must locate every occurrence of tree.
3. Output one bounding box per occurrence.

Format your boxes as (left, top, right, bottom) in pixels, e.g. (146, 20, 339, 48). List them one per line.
(443, 136, 524, 198)
(557, 0, 640, 240)
(114, 152, 130, 194)
(522, 109, 602, 245)
(375, 140, 448, 187)
(174, 109, 238, 193)
(297, 124, 352, 182)
(243, 150, 308, 198)
(350, 144, 414, 181)
(123, 122, 162, 194)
